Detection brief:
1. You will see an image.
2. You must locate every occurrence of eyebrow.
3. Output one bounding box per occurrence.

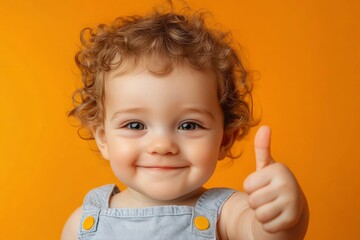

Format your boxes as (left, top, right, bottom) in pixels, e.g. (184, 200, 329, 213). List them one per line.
(110, 107, 147, 121)
(110, 107, 216, 121)
(182, 107, 216, 121)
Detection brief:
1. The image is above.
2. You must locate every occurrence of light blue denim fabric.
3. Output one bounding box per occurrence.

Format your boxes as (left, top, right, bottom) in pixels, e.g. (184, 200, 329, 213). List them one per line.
(78, 184, 235, 240)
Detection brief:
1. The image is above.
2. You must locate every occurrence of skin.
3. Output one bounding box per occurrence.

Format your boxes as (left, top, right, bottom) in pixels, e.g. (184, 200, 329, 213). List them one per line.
(61, 61, 309, 240)
(218, 126, 309, 240)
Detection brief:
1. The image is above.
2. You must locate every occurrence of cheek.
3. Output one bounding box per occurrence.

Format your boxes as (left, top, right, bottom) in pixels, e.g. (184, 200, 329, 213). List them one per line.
(185, 141, 219, 184)
(182, 136, 222, 165)
(108, 144, 138, 184)
(107, 139, 139, 171)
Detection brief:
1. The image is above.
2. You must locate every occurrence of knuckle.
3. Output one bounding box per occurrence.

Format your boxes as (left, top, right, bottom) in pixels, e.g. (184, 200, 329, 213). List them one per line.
(272, 178, 288, 192)
(243, 180, 252, 193)
(255, 208, 269, 223)
(243, 176, 255, 192)
(248, 195, 256, 209)
(273, 162, 288, 173)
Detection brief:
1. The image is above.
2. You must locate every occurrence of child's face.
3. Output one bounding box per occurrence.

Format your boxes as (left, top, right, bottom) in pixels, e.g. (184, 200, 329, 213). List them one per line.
(94, 61, 229, 202)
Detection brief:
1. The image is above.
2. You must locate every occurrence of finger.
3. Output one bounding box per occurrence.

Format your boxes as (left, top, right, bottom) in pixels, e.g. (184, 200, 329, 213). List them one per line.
(248, 185, 278, 209)
(254, 201, 282, 224)
(254, 125, 274, 171)
(261, 209, 297, 233)
(243, 170, 272, 194)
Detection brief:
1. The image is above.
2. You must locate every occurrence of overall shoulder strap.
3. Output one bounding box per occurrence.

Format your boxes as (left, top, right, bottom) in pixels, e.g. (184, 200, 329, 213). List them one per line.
(78, 184, 120, 239)
(82, 184, 119, 211)
(191, 188, 236, 239)
(195, 188, 235, 214)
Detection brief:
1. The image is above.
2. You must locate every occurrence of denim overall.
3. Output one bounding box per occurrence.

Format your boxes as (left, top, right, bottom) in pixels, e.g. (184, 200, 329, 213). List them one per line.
(78, 184, 235, 240)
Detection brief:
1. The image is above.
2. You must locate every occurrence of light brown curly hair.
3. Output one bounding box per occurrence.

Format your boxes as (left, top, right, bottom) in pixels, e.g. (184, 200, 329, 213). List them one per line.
(69, 3, 258, 157)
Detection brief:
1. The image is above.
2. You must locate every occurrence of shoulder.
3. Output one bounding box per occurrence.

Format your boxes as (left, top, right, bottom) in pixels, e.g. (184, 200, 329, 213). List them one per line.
(221, 191, 250, 211)
(61, 206, 82, 240)
(217, 191, 253, 240)
(61, 184, 117, 239)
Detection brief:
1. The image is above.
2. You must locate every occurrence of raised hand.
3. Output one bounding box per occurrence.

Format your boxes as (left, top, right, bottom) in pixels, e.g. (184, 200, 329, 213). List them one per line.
(243, 126, 305, 233)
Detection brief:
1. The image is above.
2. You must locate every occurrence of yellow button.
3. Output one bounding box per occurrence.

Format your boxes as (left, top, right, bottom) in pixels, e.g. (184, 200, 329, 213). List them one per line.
(83, 216, 95, 230)
(194, 216, 210, 230)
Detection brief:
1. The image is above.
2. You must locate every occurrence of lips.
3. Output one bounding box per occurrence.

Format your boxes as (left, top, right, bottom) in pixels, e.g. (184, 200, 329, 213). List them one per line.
(138, 166, 188, 169)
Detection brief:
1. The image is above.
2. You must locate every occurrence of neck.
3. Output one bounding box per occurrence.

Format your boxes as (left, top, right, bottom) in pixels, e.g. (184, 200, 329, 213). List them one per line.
(110, 187, 207, 208)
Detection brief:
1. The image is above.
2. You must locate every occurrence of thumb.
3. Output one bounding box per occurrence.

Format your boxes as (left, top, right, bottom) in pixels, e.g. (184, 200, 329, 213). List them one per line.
(254, 125, 273, 171)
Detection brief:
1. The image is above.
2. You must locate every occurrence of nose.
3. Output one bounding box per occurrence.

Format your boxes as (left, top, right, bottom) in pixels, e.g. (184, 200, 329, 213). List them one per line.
(147, 132, 179, 155)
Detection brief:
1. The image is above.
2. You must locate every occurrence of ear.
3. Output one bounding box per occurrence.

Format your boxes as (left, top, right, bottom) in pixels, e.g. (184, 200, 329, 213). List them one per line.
(92, 125, 110, 160)
(218, 129, 238, 160)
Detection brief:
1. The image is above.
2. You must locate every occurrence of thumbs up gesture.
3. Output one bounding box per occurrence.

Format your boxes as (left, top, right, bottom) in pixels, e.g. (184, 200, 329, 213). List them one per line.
(243, 126, 307, 233)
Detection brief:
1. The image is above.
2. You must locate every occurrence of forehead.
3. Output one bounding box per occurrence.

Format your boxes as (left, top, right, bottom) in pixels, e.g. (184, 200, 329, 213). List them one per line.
(104, 57, 218, 94)
(103, 61, 221, 115)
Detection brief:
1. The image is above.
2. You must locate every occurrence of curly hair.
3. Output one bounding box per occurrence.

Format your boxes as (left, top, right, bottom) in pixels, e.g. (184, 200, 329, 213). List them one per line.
(69, 4, 258, 157)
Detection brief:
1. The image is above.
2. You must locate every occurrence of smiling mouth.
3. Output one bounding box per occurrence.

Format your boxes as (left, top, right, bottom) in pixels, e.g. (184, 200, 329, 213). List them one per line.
(138, 166, 188, 170)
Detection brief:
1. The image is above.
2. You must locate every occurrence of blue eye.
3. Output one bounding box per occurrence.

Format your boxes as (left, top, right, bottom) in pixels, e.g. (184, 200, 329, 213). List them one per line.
(125, 122, 146, 130)
(179, 122, 202, 130)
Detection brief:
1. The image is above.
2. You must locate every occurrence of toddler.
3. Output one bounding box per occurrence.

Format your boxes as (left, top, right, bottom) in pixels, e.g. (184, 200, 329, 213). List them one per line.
(62, 2, 309, 239)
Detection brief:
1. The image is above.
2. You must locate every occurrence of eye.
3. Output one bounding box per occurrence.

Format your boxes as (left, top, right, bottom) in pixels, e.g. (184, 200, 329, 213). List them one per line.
(124, 122, 146, 130)
(179, 121, 202, 130)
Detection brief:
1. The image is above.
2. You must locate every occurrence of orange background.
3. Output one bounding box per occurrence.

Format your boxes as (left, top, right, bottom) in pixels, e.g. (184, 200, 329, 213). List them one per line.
(1, 0, 359, 239)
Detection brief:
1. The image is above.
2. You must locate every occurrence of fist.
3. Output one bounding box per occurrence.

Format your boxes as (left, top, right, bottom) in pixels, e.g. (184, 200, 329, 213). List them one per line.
(243, 126, 305, 233)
